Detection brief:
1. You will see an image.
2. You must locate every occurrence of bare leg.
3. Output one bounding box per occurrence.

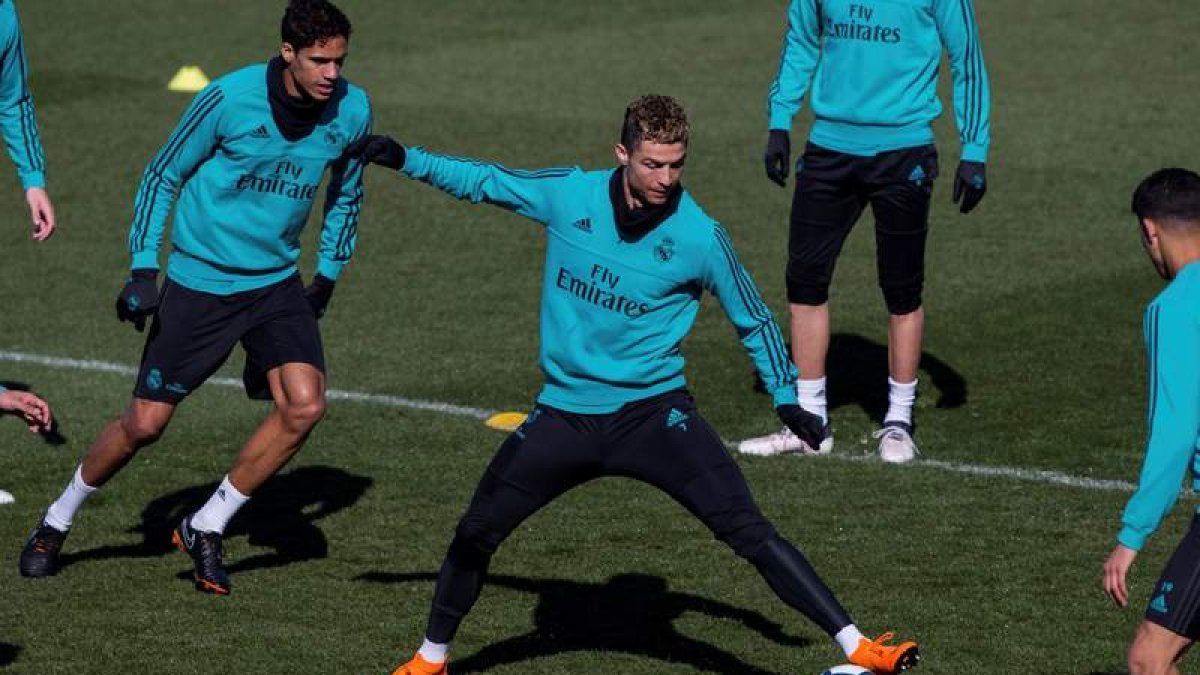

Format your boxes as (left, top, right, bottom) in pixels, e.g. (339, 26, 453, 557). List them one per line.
(227, 363, 326, 495)
(789, 302, 830, 380)
(886, 307, 924, 384)
(80, 399, 176, 487)
(1129, 621, 1192, 675)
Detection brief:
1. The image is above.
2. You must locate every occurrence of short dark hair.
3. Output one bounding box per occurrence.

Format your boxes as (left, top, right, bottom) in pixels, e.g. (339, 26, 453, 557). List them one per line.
(281, 0, 351, 50)
(1132, 168, 1200, 228)
(620, 95, 690, 151)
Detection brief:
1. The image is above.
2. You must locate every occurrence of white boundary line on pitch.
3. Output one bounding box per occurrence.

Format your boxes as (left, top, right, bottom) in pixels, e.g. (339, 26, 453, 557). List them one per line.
(1, 348, 1142, 494)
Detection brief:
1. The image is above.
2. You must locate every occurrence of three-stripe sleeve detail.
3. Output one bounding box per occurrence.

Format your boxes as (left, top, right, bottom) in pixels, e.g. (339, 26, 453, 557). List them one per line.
(130, 88, 224, 252)
(1148, 304, 1161, 423)
(956, 0, 986, 145)
(713, 225, 791, 386)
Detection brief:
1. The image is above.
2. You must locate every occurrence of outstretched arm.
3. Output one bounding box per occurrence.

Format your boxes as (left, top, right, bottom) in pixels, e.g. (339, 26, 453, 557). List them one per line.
(350, 135, 578, 226)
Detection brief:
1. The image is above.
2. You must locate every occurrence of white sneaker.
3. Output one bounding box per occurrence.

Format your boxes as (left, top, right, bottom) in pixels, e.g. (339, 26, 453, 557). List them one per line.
(0, 489, 14, 505)
(738, 424, 833, 456)
(874, 422, 918, 464)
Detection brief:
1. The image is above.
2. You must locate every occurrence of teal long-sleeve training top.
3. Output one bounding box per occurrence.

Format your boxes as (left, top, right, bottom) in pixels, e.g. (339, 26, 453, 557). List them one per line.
(767, 0, 991, 161)
(400, 147, 799, 414)
(1119, 262, 1200, 551)
(0, 0, 45, 190)
(128, 62, 371, 295)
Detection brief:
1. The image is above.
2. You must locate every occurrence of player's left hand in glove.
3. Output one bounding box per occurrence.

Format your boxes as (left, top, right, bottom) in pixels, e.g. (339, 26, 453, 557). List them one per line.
(776, 404, 824, 450)
(763, 130, 791, 187)
(115, 269, 160, 332)
(345, 134, 406, 170)
(953, 161, 987, 214)
(305, 274, 336, 319)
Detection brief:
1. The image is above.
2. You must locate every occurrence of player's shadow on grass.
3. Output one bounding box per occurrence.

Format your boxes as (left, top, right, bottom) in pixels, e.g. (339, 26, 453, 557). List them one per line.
(0, 380, 67, 446)
(753, 333, 967, 422)
(357, 571, 809, 675)
(59, 465, 371, 576)
(0, 642, 20, 668)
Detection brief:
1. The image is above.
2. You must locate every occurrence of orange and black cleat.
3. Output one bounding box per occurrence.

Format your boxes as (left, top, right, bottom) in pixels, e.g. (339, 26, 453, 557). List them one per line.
(171, 515, 231, 596)
(849, 632, 920, 674)
(390, 653, 448, 675)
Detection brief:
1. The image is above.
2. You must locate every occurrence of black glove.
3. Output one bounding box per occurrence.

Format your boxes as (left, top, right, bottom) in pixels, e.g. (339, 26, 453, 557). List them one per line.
(115, 269, 159, 332)
(776, 404, 824, 451)
(346, 134, 406, 170)
(763, 130, 791, 187)
(305, 274, 336, 319)
(953, 160, 987, 214)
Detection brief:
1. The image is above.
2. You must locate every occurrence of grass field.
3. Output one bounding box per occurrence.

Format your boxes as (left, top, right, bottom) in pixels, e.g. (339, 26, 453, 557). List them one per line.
(3, 1, 1200, 673)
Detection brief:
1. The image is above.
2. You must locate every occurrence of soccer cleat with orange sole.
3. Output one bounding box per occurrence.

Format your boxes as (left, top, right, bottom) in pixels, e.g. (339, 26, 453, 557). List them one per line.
(171, 515, 231, 596)
(849, 632, 920, 674)
(390, 653, 448, 675)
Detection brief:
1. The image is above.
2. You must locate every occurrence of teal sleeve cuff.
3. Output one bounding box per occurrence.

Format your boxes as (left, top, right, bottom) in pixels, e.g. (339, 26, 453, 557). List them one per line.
(961, 143, 989, 163)
(767, 110, 794, 133)
(130, 251, 160, 271)
(771, 384, 799, 408)
(20, 171, 45, 191)
(316, 258, 345, 281)
(0, 384, 8, 394)
(1117, 526, 1147, 552)
(400, 145, 422, 177)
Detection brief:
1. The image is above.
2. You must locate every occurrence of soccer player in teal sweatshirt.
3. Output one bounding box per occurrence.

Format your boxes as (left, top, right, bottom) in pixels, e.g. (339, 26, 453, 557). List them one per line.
(741, 0, 991, 463)
(19, 0, 370, 595)
(1103, 169, 1200, 675)
(352, 96, 919, 675)
(0, 0, 53, 240)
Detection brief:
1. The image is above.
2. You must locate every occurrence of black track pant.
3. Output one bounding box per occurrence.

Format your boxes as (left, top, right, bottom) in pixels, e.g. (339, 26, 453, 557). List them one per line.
(424, 389, 852, 643)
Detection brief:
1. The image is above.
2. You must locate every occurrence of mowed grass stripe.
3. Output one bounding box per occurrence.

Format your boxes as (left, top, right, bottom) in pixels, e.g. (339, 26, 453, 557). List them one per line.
(0, 347, 1149, 493)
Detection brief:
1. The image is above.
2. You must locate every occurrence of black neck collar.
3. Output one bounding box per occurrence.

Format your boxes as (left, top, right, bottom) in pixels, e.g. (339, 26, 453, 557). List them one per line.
(267, 56, 327, 141)
(608, 167, 683, 242)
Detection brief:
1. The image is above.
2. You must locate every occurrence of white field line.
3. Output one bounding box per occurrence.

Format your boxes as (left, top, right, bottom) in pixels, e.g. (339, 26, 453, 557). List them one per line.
(1, 349, 1143, 493)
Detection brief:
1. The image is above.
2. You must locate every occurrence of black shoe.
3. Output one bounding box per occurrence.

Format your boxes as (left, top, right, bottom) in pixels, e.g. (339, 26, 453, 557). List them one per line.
(19, 521, 68, 578)
(171, 515, 231, 595)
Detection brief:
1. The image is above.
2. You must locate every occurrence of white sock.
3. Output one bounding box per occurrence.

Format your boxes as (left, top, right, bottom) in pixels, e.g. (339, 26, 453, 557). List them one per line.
(834, 624, 866, 657)
(884, 377, 918, 426)
(189, 476, 250, 534)
(44, 465, 97, 532)
(418, 637, 450, 664)
(796, 377, 828, 425)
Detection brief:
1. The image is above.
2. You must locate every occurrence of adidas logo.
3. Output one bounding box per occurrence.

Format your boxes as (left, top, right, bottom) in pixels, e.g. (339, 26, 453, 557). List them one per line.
(249, 125, 270, 139)
(572, 217, 592, 233)
(908, 165, 926, 183)
(666, 408, 689, 431)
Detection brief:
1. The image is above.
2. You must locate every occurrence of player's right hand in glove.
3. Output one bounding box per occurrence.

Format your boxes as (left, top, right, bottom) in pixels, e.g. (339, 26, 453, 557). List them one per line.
(346, 134, 406, 170)
(763, 129, 791, 187)
(115, 269, 159, 332)
(953, 160, 987, 214)
(776, 403, 824, 450)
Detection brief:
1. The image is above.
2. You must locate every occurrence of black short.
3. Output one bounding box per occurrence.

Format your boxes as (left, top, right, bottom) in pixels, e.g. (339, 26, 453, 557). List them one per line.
(1146, 514, 1200, 639)
(786, 142, 938, 314)
(456, 389, 775, 559)
(134, 274, 324, 404)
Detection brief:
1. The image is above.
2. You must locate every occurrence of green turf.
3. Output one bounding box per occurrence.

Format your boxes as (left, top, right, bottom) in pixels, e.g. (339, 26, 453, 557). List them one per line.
(2, 1, 1199, 673)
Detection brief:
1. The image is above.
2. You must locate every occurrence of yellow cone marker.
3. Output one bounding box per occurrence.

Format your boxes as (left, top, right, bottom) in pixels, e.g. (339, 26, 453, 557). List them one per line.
(167, 66, 210, 93)
(485, 411, 527, 432)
